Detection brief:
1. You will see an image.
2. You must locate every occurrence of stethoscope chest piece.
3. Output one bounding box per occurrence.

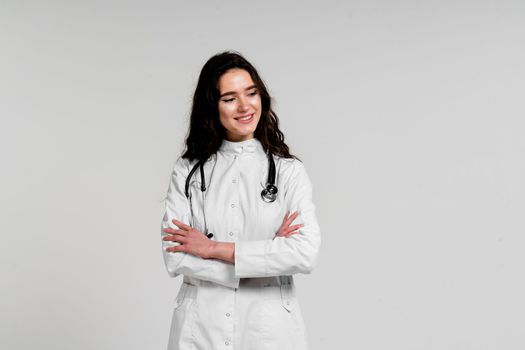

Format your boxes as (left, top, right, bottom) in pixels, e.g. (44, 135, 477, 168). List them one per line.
(261, 183, 278, 203)
(261, 151, 278, 203)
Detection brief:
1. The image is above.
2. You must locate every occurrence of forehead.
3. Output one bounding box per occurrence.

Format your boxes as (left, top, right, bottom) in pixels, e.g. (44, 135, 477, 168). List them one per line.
(218, 68, 255, 92)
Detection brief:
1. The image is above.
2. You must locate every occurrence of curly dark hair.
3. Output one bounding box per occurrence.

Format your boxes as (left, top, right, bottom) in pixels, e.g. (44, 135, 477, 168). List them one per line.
(181, 51, 297, 162)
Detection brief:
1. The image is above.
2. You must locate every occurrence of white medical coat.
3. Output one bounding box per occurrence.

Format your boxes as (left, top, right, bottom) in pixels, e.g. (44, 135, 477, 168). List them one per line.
(161, 137, 321, 350)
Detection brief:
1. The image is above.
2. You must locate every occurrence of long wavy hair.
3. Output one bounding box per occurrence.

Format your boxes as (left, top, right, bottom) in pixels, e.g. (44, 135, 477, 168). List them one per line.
(181, 51, 298, 162)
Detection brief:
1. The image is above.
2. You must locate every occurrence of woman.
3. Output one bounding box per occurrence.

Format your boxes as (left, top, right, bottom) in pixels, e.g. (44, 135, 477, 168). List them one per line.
(161, 51, 321, 349)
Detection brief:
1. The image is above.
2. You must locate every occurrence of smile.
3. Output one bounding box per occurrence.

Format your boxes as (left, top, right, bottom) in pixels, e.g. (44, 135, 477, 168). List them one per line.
(235, 114, 254, 124)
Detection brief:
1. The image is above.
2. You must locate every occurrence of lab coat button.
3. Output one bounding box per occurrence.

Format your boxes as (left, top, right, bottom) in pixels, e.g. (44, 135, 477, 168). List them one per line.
(226, 312, 231, 317)
(230, 203, 235, 208)
(232, 179, 237, 183)
(228, 232, 234, 236)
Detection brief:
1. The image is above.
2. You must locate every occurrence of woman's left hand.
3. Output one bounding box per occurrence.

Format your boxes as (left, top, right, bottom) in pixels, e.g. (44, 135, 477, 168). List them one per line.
(163, 219, 216, 259)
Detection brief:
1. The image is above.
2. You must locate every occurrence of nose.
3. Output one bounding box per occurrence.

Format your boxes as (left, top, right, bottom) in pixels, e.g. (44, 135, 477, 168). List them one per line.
(237, 96, 249, 112)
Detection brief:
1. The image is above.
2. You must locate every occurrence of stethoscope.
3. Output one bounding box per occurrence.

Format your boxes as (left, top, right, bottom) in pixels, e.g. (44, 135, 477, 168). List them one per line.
(184, 151, 278, 239)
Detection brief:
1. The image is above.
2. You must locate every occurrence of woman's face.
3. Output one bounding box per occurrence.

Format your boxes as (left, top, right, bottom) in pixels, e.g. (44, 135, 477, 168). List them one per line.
(217, 68, 262, 142)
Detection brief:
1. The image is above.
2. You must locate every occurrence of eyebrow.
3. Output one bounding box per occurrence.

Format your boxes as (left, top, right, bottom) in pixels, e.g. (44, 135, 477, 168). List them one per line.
(220, 85, 258, 98)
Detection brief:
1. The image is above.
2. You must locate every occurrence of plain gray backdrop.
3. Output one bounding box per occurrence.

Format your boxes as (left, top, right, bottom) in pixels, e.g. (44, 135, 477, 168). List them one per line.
(1, 0, 524, 349)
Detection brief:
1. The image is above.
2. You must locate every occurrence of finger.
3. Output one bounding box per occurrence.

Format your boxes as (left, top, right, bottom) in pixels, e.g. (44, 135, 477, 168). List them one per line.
(277, 212, 290, 232)
(163, 234, 187, 243)
(171, 219, 191, 231)
(275, 225, 301, 237)
(275, 230, 299, 238)
(281, 210, 290, 224)
(166, 245, 187, 253)
(163, 228, 185, 235)
(284, 230, 300, 238)
(163, 228, 186, 235)
(284, 223, 304, 234)
(289, 210, 300, 221)
(283, 211, 300, 227)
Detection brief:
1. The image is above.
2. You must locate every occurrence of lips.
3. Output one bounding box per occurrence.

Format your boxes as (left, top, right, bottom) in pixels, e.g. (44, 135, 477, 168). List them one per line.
(235, 114, 254, 123)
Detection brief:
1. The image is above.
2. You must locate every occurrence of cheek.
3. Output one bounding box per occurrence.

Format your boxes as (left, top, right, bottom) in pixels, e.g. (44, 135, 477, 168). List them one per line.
(219, 104, 236, 118)
(253, 97, 262, 111)
(250, 98, 262, 119)
(253, 112, 262, 126)
(218, 106, 234, 125)
(218, 115, 231, 132)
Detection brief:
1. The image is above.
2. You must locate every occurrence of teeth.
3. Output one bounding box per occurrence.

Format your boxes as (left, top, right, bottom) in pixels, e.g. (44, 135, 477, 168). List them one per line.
(237, 114, 252, 121)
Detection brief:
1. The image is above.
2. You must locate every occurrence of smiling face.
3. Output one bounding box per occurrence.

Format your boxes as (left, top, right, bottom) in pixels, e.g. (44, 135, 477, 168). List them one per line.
(217, 68, 262, 142)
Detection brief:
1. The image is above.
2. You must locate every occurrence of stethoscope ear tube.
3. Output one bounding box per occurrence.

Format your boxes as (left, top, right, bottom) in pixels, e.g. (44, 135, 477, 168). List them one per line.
(185, 158, 206, 199)
(184, 158, 213, 239)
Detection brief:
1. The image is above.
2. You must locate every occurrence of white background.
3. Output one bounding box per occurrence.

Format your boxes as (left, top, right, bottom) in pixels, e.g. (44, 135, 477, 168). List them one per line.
(1, 1, 524, 349)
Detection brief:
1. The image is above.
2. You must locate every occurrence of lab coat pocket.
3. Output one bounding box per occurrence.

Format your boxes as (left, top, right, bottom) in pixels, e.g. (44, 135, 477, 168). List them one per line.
(259, 285, 302, 349)
(279, 283, 309, 348)
(168, 283, 196, 348)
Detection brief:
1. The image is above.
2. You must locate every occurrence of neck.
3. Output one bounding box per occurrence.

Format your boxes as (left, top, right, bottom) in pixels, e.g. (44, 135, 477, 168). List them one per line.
(225, 133, 255, 142)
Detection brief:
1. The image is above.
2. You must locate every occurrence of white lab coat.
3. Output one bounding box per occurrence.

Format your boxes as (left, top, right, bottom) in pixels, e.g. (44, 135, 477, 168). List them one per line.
(161, 137, 321, 350)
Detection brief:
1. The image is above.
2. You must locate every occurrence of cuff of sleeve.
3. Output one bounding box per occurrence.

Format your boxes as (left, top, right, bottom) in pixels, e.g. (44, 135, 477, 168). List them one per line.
(234, 240, 269, 278)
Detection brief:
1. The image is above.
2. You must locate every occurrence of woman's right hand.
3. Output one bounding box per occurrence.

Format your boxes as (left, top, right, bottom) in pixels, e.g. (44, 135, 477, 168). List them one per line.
(275, 211, 304, 238)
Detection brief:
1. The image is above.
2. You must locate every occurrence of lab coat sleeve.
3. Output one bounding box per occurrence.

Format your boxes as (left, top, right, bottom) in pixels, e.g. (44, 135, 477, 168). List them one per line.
(234, 160, 321, 278)
(161, 157, 240, 289)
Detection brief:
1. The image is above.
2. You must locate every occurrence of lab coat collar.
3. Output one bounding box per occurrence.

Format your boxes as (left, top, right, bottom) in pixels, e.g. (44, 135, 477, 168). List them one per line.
(218, 137, 265, 156)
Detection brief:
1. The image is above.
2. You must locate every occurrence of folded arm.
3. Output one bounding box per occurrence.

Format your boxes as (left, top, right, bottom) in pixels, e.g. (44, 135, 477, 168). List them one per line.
(234, 160, 322, 278)
(162, 158, 321, 283)
(161, 157, 240, 289)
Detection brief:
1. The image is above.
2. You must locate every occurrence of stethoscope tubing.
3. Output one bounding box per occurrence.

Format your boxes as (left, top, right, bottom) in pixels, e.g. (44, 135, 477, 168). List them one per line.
(183, 152, 278, 239)
(184, 152, 277, 202)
